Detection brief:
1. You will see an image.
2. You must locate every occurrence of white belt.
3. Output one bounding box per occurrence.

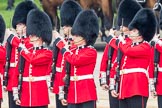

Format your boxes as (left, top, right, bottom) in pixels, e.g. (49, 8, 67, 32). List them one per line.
(56, 67, 62, 73)
(23, 76, 47, 82)
(158, 67, 162, 72)
(10, 63, 17, 67)
(120, 68, 148, 77)
(70, 74, 94, 81)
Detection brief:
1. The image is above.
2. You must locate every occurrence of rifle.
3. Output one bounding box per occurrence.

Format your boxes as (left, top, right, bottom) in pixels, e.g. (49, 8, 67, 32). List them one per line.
(106, 47, 114, 82)
(3, 42, 12, 87)
(3, 17, 13, 87)
(153, 46, 160, 90)
(64, 61, 71, 99)
(106, 16, 116, 82)
(152, 1, 161, 91)
(115, 18, 124, 93)
(64, 29, 71, 99)
(50, 41, 59, 87)
(17, 36, 25, 96)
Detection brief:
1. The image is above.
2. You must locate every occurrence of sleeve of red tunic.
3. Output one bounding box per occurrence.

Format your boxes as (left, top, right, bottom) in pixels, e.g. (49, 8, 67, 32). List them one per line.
(0, 46, 6, 77)
(47, 60, 52, 75)
(147, 47, 154, 78)
(0, 46, 6, 61)
(119, 42, 151, 57)
(11, 63, 19, 88)
(100, 44, 109, 78)
(155, 43, 162, 53)
(110, 60, 117, 78)
(24, 37, 33, 49)
(7, 34, 20, 47)
(20, 49, 52, 65)
(106, 35, 118, 50)
(59, 69, 66, 87)
(63, 48, 97, 66)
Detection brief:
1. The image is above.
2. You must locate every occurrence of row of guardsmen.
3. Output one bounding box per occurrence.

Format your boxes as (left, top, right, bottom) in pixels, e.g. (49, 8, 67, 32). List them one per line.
(0, 0, 162, 108)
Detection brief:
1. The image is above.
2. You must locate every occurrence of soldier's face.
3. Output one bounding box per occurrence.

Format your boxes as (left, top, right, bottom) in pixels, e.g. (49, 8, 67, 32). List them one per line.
(129, 29, 141, 42)
(62, 26, 72, 36)
(29, 35, 39, 43)
(129, 29, 139, 37)
(73, 35, 85, 46)
(16, 23, 26, 36)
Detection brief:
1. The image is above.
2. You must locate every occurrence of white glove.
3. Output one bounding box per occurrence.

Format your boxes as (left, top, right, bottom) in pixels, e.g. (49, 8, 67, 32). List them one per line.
(149, 79, 155, 92)
(46, 75, 51, 88)
(100, 72, 107, 85)
(109, 78, 115, 90)
(118, 35, 125, 44)
(58, 86, 65, 100)
(152, 34, 159, 43)
(12, 87, 19, 101)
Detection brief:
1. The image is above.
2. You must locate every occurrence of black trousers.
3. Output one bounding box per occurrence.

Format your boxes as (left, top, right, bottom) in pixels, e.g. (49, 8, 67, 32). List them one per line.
(119, 95, 148, 108)
(68, 101, 96, 108)
(56, 94, 67, 108)
(158, 95, 162, 108)
(21, 106, 48, 108)
(8, 91, 21, 108)
(109, 91, 119, 108)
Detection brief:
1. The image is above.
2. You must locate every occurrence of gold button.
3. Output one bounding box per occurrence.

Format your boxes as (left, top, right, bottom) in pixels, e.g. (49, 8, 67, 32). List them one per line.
(29, 75, 34, 82)
(73, 75, 78, 81)
(120, 70, 125, 75)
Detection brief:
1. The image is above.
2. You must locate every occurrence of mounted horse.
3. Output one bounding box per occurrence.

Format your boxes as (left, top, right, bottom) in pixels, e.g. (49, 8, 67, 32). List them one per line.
(39, 0, 161, 41)
(39, 0, 115, 41)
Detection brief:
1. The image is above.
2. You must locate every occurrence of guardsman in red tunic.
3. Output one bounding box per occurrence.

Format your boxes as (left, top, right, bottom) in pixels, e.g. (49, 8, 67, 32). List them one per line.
(106, 8, 156, 108)
(4, 1, 37, 108)
(100, 1, 142, 108)
(51, 1, 82, 108)
(11, 9, 53, 108)
(151, 8, 162, 108)
(151, 36, 162, 108)
(0, 15, 6, 108)
(53, 10, 99, 108)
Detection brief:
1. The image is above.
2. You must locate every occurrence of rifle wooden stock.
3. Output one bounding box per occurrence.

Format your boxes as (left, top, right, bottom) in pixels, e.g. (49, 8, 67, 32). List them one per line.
(106, 46, 114, 81)
(18, 55, 25, 92)
(114, 39, 122, 94)
(64, 61, 71, 99)
(153, 48, 160, 90)
(115, 18, 124, 93)
(115, 47, 122, 93)
(3, 42, 12, 87)
(151, 41, 160, 90)
(64, 35, 71, 99)
(50, 41, 59, 87)
(18, 37, 26, 98)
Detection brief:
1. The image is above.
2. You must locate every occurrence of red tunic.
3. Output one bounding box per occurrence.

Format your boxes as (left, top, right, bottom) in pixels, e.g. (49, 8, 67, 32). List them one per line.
(7, 35, 32, 91)
(116, 41, 153, 99)
(53, 51, 65, 94)
(63, 46, 97, 104)
(155, 43, 162, 95)
(6, 43, 19, 91)
(53, 40, 75, 94)
(0, 45, 6, 99)
(100, 44, 117, 82)
(19, 47, 52, 107)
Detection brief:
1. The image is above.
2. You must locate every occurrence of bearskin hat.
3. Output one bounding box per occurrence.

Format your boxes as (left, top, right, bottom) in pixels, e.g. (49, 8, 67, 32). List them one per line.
(128, 8, 157, 42)
(117, 0, 142, 27)
(26, 9, 52, 45)
(0, 15, 6, 43)
(71, 10, 99, 46)
(12, 1, 37, 29)
(60, 0, 82, 27)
